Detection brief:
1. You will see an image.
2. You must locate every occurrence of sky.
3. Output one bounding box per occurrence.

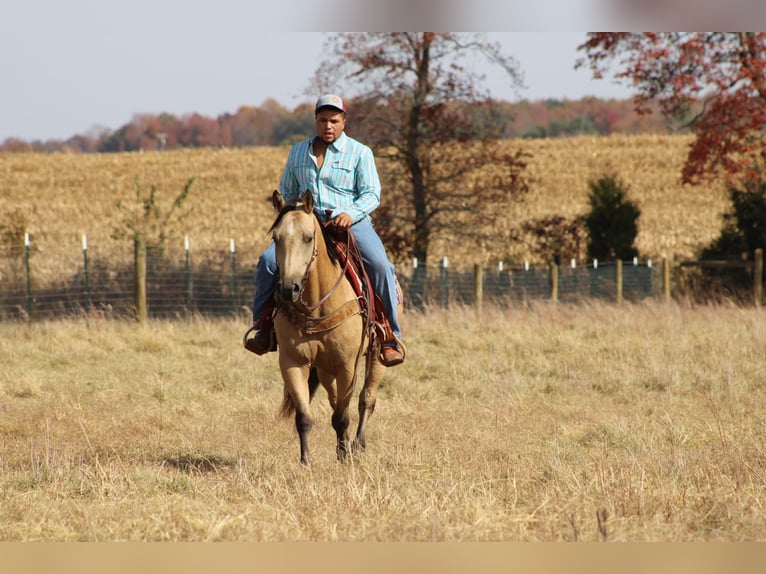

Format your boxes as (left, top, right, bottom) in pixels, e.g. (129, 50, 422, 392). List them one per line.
(0, 1, 658, 142)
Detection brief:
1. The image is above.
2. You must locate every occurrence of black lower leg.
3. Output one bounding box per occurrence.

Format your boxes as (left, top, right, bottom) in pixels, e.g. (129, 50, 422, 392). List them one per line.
(295, 411, 313, 465)
(332, 410, 350, 461)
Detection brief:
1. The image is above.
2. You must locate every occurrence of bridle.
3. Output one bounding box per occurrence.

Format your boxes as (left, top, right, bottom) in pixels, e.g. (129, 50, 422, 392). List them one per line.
(276, 216, 364, 336)
(274, 210, 375, 386)
(297, 225, 350, 313)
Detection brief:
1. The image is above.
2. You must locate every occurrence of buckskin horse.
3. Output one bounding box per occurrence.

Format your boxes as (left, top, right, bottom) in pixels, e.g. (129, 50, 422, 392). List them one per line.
(263, 190, 394, 465)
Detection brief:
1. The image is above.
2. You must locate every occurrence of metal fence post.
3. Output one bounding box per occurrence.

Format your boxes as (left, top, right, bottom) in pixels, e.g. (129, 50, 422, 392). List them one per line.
(82, 234, 90, 312)
(230, 239, 237, 313)
(185, 235, 192, 314)
(439, 257, 449, 307)
(755, 248, 763, 308)
(24, 232, 32, 321)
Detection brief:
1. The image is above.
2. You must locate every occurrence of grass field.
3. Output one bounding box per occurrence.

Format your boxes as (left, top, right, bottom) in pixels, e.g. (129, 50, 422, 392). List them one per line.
(2, 136, 760, 542)
(2, 303, 764, 541)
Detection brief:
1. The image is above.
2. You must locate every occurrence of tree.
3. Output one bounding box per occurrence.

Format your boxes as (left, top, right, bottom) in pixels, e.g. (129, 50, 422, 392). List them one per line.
(577, 33, 766, 185)
(584, 174, 640, 262)
(521, 214, 588, 266)
(311, 33, 531, 269)
(113, 176, 195, 323)
(703, 180, 766, 260)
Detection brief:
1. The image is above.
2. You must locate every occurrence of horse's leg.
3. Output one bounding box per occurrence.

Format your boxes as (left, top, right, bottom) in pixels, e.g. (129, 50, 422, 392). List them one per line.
(295, 410, 313, 466)
(332, 407, 351, 462)
(353, 355, 386, 454)
(317, 368, 338, 410)
(332, 370, 357, 462)
(282, 365, 314, 465)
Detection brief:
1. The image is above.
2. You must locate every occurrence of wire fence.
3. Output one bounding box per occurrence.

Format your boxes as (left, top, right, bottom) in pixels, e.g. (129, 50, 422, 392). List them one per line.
(396, 258, 659, 308)
(0, 236, 256, 321)
(1, 234, 673, 322)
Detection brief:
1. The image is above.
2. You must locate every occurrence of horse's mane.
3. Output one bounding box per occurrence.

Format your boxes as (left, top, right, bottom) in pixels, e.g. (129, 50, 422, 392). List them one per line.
(270, 202, 341, 266)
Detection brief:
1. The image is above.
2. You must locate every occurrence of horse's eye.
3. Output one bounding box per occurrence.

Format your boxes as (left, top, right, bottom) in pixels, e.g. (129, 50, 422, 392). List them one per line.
(304, 235, 313, 245)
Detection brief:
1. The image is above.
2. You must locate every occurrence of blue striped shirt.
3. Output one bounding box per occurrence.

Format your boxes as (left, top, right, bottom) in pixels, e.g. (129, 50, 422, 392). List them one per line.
(279, 132, 381, 223)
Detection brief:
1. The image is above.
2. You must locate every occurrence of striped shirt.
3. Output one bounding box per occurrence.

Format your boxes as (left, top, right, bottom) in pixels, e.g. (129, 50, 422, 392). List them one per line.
(279, 132, 381, 223)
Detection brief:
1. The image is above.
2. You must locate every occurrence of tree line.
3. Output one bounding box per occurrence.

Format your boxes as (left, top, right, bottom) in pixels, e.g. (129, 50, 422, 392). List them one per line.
(1, 95, 677, 155)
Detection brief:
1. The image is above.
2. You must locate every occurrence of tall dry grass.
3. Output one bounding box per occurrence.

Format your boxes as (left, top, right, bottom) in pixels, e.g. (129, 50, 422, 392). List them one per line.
(1, 135, 727, 284)
(1, 303, 764, 541)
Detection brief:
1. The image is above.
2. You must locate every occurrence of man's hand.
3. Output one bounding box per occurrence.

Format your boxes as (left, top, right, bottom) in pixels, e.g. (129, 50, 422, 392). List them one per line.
(332, 212, 353, 229)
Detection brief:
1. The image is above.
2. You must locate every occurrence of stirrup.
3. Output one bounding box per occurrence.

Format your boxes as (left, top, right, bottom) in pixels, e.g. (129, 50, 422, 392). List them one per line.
(379, 337, 407, 367)
(243, 325, 277, 355)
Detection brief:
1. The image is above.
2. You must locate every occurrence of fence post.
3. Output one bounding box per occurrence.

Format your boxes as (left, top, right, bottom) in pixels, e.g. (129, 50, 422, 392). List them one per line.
(755, 248, 763, 308)
(24, 232, 32, 321)
(549, 262, 558, 302)
(134, 236, 147, 325)
(439, 257, 449, 307)
(82, 234, 90, 313)
(590, 259, 598, 298)
(184, 235, 192, 314)
(473, 263, 483, 311)
(230, 239, 238, 313)
(662, 256, 671, 304)
(616, 259, 623, 304)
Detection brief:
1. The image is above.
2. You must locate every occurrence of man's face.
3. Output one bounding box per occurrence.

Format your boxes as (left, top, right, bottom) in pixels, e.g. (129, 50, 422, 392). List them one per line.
(315, 109, 346, 144)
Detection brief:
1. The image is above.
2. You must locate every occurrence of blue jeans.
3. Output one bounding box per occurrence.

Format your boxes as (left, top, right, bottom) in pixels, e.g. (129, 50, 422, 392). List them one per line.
(252, 217, 402, 340)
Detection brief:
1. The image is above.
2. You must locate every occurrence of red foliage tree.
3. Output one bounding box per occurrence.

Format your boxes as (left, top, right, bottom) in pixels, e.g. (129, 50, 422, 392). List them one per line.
(577, 32, 766, 185)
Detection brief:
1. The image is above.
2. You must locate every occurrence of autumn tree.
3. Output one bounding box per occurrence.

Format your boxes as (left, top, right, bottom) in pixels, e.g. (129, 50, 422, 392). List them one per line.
(311, 33, 531, 270)
(577, 33, 766, 185)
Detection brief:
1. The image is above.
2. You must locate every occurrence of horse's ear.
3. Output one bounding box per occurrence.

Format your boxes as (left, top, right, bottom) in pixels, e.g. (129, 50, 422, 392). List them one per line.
(300, 190, 314, 214)
(272, 190, 284, 211)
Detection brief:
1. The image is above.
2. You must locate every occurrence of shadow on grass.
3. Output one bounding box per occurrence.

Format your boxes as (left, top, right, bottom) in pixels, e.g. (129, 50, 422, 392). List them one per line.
(163, 453, 237, 474)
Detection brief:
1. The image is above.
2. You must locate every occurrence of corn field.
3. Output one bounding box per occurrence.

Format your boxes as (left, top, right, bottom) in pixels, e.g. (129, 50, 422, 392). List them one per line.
(1, 135, 732, 319)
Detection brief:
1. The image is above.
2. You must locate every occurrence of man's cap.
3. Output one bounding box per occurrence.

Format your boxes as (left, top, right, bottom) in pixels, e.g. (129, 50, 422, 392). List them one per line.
(315, 94, 346, 113)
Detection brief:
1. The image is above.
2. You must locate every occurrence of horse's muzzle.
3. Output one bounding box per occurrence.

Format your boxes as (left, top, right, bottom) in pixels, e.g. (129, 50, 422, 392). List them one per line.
(279, 282, 302, 303)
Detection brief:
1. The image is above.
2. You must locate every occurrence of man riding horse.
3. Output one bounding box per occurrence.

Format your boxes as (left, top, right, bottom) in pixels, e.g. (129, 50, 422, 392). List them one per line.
(247, 94, 405, 367)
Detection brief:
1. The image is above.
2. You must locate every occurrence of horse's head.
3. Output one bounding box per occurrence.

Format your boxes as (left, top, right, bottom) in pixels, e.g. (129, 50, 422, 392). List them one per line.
(270, 190, 318, 304)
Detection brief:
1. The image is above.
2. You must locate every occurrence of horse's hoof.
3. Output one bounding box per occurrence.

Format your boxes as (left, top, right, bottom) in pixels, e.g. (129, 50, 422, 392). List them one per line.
(351, 439, 366, 454)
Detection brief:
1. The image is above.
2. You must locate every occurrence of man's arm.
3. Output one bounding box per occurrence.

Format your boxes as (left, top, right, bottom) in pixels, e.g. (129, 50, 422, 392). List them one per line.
(278, 143, 302, 203)
(334, 146, 381, 224)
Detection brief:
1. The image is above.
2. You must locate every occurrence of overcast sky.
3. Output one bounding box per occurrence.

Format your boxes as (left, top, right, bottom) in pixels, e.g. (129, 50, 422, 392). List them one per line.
(0, 1, 645, 142)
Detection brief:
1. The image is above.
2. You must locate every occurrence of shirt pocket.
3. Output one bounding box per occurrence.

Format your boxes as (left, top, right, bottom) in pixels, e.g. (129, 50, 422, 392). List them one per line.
(327, 162, 355, 194)
(294, 158, 318, 190)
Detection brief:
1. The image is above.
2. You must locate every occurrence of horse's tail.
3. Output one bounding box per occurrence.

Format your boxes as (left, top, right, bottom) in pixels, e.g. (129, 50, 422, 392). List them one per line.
(278, 368, 321, 418)
(278, 391, 295, 418)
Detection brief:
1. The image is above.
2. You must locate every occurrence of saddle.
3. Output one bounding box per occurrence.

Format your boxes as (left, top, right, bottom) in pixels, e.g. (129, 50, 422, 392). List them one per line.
(322, 223, 400, 346)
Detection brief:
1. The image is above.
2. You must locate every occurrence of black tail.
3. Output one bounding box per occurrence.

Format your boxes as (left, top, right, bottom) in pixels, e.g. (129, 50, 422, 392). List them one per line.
(308, 367, 321, 400)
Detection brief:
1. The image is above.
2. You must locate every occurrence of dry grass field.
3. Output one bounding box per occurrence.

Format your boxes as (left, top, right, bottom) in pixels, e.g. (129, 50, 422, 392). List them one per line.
(2, 137, 761, 544)
(1, 134, 728, 286)
(1, 303, 765, 541)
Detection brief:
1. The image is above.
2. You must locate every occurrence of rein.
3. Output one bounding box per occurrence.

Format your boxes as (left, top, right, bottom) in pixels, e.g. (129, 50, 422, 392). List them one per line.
(299, 223, 351, 313)
(273, 204, 374, 388)
(277, 216, 365, 337)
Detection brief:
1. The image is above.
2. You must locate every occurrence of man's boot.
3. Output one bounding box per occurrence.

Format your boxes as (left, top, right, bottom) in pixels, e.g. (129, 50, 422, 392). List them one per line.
(380, 342, 405, 367)
(244, 315, 277, 355)
(377, 321, 405, 367)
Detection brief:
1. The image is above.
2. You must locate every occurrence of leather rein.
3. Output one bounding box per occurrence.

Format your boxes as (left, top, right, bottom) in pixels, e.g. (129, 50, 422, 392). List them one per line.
(277, 218, 369, 338)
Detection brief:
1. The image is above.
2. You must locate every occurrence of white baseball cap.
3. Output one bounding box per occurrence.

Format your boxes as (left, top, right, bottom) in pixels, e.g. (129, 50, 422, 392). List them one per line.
(315, 94, 346, 113)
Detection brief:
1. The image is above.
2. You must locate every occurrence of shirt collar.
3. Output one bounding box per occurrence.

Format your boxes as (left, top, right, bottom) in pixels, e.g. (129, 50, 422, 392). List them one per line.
(313, 131, 347, 153)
